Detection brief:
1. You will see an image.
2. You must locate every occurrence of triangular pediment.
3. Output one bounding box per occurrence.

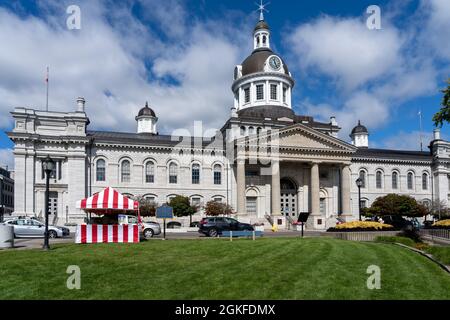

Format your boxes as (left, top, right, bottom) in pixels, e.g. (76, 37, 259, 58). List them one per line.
(243, 123, 356, 153)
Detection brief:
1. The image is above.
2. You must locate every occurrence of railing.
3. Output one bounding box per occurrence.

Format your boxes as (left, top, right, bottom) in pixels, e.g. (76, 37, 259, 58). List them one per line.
(419, 229, 450, 241)
(324, 231, 401, 242)
(264, 214, 273, 226)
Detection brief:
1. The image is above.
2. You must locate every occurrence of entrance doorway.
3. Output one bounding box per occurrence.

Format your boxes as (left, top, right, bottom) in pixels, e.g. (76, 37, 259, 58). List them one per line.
(280, 178, 297, 217)
(48, 191, 58, 216)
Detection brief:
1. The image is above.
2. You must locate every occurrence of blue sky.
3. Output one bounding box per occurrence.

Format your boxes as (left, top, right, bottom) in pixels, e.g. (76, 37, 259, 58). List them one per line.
(0, 0, 449, 168)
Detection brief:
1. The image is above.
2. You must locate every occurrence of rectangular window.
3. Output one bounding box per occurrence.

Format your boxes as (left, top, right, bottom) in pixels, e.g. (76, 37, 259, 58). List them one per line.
(192, 166, 200, 184)
(214, 171, 222, 185)
(244, 87, 250, 103)
(270, 84, 277, 100)
(145, 163, 155, 183)
(283, 87, 287, 103)
(246, 197, 257, 215)
(256, 84, 264, 100)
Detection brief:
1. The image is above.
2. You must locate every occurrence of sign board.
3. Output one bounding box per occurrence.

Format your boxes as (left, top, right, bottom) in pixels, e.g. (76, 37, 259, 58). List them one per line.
(156, 205, 173, 219)
(298, 212, 310, 223)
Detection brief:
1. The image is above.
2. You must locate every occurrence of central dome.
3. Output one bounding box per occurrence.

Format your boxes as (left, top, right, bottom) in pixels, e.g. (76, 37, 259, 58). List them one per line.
(241, 48, 290, 77)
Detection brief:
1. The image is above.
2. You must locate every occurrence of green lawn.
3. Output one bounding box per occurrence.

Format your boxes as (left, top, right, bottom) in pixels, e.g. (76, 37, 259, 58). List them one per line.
(426, 246, 450, 265)
(0, 237, 449, 300)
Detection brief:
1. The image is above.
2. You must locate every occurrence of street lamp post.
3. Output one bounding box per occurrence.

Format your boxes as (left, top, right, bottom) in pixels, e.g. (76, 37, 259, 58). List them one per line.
(42, 155, 55, 250)
(355, 177, 363, 221)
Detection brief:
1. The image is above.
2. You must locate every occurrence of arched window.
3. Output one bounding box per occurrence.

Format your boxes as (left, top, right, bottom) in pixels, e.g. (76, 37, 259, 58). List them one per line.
(263, 35, 267, 44)
(422, 173, 428, 190)
(257, 127, 262, 135)
(145, 161, 155, 183)
(214, 164, 222, 185)
(376, 171, 383, 189)
(248, 126, 255, 135)
(192, 163, 200, 184)
(121, 160, 130, 183)
(96, 159, 106, 182)
(407, 172, 414, 190)
(359, 170, 367, 189)
(169, 162, 178, 184)
(392, 172, 399, 190)
(240, 126, 246, 136)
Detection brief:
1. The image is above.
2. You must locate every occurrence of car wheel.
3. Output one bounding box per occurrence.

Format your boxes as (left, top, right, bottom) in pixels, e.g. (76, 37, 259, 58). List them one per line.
(143, 228, 154, 239)
(208, 228, 218, 237)
(48, 230, 58, 239)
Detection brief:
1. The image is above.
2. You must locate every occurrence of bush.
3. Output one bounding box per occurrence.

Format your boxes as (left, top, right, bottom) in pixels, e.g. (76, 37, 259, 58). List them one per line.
(375, 236, 416, 247)
(168, 195, 196, 217)
(432, 219, 450, 229)
(364, 194, 429, 218)
(399, 228, 422, 243)
(327, 221, 394, 232)
(204, 201, 233, 216)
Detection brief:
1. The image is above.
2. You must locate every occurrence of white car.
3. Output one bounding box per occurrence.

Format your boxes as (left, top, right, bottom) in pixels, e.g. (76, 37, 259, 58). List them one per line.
(3, 218, 70, 238)
(118, 214, 161, 239)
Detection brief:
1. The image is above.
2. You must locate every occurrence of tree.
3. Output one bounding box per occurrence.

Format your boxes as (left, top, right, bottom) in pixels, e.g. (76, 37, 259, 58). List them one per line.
(433, 78, 450, 127)
(365, 194, 429, 218)
(204, 201, 233, 216)
(168, 195, 195, 218)
(430, 200, 450, 220)
(134, 196, 157, 217)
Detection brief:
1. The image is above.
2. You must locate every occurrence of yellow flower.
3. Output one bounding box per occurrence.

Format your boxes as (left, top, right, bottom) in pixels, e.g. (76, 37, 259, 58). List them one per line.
(335, 221, 393, 230)
(433, 219, 450, 227)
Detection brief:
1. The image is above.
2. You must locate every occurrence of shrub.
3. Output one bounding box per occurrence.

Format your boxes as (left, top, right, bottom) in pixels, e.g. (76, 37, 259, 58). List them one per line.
(364, 194, 429, 218)
(375, 236, 416, 247)
(327, 221, 393, 232)
(432, 219, 450, 229)
(168, 195, 196, 217)
(204, 201, 233, 216)
(399, 228, 422, 243)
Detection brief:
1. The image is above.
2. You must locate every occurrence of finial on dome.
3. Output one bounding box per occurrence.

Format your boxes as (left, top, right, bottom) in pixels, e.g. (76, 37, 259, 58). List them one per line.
(145, 101, 149, 108)
(256, 0, 269, 21)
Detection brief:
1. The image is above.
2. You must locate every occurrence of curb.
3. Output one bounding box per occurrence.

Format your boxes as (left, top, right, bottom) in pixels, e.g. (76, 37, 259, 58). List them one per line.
(394, 243, 450, 274)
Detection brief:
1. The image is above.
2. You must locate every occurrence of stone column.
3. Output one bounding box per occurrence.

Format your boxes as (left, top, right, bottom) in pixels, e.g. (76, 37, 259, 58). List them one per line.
(236, 159, 246, 214)
(271, 160, 281, 215)
(310, 162, 320, 215)
(341, 164, 351, 217)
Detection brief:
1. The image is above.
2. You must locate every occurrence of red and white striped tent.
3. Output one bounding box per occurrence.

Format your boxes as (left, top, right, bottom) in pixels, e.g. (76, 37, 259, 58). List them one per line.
(76, 187, 139, 212)
(75, 187, 141, 244)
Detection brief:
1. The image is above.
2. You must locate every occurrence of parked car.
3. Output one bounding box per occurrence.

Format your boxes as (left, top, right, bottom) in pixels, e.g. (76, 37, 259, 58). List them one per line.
(423, 220, 435, 229)
(117, 214, 161, 239)
(190, 221, 200, 228)
(198, 217, 254, 237)
(167, 221, 182, 229)
(3, 218, 70, 238)
(376, 215, 414, 230)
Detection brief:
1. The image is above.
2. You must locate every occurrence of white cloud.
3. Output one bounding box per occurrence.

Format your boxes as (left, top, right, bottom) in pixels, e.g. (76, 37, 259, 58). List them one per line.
(0, 148, 13, 170)
(382, 131, 436, 151)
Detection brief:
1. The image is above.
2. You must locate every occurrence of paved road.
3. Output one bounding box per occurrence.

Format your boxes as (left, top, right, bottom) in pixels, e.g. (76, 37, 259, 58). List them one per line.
(2, 230, 325, 250)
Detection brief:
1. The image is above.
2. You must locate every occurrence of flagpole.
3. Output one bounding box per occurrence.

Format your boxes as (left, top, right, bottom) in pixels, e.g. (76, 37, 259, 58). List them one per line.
(46, 66, 49, 111)
(419, 109, 423, 152)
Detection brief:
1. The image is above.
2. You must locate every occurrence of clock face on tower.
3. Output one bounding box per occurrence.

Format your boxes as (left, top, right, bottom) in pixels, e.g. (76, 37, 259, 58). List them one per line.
(269, 56, 282, 71)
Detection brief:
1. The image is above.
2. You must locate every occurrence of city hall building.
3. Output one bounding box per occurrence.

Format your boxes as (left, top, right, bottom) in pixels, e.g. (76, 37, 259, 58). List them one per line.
(7, 16, 450, 230)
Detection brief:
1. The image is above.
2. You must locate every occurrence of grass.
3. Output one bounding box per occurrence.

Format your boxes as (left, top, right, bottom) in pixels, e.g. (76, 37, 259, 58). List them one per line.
(375, 236, 416, 247)
(426, 246, 450, 265)
(0, 237, 449, 300)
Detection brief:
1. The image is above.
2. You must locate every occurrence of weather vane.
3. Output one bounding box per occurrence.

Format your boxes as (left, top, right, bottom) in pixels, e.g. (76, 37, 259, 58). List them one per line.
(256, 0, 270, 21)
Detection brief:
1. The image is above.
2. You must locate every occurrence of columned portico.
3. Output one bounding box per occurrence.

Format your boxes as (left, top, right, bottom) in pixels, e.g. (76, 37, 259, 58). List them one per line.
(340, 164, 352, 217)
(236, 158, 246, 214)
(310, 162, 320, 216)
(271, 160, 281, 215)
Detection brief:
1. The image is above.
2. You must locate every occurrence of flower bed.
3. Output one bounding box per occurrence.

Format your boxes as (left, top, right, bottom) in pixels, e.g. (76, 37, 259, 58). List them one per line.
(327, 221, 394, 232)
(432, 219, 450, 229)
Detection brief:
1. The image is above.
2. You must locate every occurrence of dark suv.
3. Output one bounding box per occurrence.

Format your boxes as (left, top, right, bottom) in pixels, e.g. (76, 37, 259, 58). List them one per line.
(198, 217, 254, 237)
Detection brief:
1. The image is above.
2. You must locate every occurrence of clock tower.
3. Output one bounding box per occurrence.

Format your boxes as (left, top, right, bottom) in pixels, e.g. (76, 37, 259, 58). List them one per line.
(231, 12, 294, 113)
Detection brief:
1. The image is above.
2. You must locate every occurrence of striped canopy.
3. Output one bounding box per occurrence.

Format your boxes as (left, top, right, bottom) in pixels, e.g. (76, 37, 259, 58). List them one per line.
(76, 187, 139, 211)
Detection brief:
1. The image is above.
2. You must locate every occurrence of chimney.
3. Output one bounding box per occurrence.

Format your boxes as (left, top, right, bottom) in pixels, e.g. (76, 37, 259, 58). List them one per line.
(330, 116, 337, 126)
(433, 128, 441, 140)
(76, 97, 85, 112)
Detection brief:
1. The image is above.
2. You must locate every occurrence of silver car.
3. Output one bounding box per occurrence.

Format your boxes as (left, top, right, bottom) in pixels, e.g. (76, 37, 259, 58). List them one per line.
(3, 218, 70, 238)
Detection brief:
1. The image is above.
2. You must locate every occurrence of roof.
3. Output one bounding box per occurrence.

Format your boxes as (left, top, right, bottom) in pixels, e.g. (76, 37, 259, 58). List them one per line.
(351, 120, 368, 135)
(354, 148, 432, 161)
(241, 48, 289, 76)
(137, 102, 156, 118)
(88, 130, 220, 149)
(254, 20, 270, 31)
